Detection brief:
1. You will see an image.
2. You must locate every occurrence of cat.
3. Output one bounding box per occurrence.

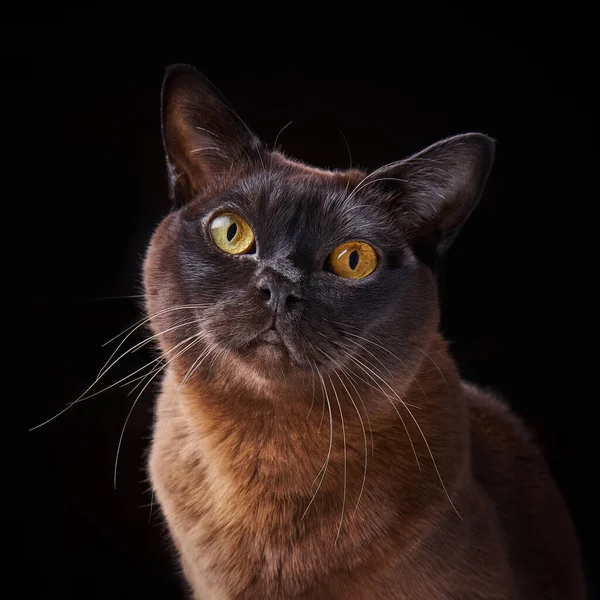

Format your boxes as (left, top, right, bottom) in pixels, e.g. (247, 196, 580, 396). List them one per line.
(144, 64, 585, 599)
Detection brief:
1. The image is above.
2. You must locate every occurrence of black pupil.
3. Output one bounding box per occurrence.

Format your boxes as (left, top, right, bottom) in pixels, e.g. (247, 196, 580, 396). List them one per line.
(349, 250, 359, 270)
(227, 222, 238, 242)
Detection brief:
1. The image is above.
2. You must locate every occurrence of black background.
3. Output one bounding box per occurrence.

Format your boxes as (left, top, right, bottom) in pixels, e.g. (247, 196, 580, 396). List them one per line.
(23, 28, 596, 598)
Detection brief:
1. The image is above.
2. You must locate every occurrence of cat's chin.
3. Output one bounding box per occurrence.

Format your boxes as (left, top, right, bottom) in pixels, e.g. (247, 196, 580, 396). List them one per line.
(232, 333, 306, 380)
(238, 328, 293, 364)
(246, 340, 288, 362)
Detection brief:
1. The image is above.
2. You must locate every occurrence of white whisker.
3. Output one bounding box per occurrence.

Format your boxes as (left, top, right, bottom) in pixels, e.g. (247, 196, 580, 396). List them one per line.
(99, 305, 207, 378)
(344, 333, 430, 404)
(335, 345, 421, 473)
(306, 358, 317, 418)
(197, 88, 265, 170)
(114, 333, 206, 488)
(345, 176, 408, 205)
(338, 345, 460, 518)
(273, 120, 293, 150)
(302, 364, 333, 521)
(101, 304, 206, 348)
(332, 363, 368, 516)
(411, 344, 450, 392)
(29, 307, 206, 431)
(148, 340, 226, 521)
(328, 374, 347, 545)
(67, 326, 203, 407)
(335, 362, 375, 459)
(190, 146, 223, 154)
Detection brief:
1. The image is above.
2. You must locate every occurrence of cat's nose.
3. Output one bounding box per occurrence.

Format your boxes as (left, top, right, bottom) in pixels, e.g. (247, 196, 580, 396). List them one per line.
(257, 277, 303, 313)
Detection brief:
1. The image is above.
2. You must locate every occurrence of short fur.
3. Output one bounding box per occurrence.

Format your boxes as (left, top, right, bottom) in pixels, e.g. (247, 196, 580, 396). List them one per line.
(144, 65, 585, 599)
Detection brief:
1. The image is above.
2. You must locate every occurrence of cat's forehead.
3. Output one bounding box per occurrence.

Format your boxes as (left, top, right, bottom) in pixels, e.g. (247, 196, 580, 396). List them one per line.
(181, 158, 401, 250)
(242, 163, 389, 221)
(241, 162, 364, 205)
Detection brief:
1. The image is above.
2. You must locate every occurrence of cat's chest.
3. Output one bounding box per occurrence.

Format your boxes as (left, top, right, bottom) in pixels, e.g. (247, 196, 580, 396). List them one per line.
(149, 419, 332, 596)
(157, 460, 336, 598)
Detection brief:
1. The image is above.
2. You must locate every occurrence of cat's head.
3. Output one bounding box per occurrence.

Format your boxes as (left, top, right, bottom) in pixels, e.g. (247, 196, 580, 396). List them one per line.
(143, 65, 494, 399)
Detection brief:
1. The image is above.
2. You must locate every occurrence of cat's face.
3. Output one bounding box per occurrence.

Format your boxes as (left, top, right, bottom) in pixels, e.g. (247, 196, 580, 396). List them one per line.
(146, 159, 435, 382)
(144, 65, 494, 397)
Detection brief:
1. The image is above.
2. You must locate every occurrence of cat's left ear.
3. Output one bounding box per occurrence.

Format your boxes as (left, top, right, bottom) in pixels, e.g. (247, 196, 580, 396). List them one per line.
(161, 64, 264, 206)
(379, 133, 495, 256)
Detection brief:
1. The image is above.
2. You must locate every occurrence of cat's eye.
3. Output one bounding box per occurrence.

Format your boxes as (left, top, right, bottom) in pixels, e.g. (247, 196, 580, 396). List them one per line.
(329, 241, 378, 279)
(209, 212, 255, 255)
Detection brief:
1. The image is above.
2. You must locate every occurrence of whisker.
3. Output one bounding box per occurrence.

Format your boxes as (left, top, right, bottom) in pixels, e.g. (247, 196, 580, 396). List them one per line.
(190, 146, 223, 154)
(337, 372, 368, 515)
(345, 176, 409, 204)
(28, 399, 78, 431)
(148, 340, 225, 521)
(328, 322, 438, 391)
(194, 125, 221, 138)
(337, 346, 460, 518)
(89, 294, 146, 301)
(317, 320, 428, 406)
(126, 319, 201, 356)
(306, 358, 317, 419)
(101, 304, 206, 348)
(335, 362, 375, 459)
(402, 404, 462, 519)
(316, 330, 419, 409)
(67, 358, 162, 405)
(29, 311, 205, 431)
(333, 344, 421, 472)
(308, 346, 326, 432)
(411, 344, 450, 392)
(122, 333, 208, 398)
(67, 326, 203, 406)
(344, 333, 430, 404)
(321, 352, 369, 516)
(114, 334, 207, 488)
(327, 374, 347, 544)
(120, 368, 162, 389)
(343, 154, 411, 203)
(99, 305, 207, 376)
(273, 120, 293, 150)
(302, 364, 333, 521)
(194, 85, 265, 170)
(343, 336, 394, 378)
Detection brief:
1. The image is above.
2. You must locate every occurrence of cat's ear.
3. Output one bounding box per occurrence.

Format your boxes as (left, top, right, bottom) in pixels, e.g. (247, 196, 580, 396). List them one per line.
(380, 133, 495, 256)
(161, 64, 263, 206)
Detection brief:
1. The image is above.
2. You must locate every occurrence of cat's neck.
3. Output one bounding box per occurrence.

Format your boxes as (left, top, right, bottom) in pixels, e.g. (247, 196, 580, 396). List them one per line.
(166, 334, 469, 513)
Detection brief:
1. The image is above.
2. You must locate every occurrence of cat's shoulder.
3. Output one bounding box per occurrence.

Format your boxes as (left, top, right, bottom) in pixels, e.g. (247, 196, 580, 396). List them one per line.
(461, 380, 542, 463)
(460, 382, 585, 599)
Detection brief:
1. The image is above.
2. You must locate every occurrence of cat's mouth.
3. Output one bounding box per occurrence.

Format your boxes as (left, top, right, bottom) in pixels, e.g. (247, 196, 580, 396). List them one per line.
(246, 326, 287, 350)
(240, 325, 294, 363)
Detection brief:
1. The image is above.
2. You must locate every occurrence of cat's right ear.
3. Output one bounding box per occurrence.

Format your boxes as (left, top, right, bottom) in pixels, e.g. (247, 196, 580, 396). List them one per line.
(161, 64, 263, 206)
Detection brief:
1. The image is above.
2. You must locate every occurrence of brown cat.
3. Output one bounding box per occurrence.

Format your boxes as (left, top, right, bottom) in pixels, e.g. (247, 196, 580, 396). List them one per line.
(144, 64, 585, 599)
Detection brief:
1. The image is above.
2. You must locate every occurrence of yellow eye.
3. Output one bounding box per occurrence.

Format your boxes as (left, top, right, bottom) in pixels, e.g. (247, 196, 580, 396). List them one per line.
(329, 241, 378, 279)
(209, 212, 255, 254)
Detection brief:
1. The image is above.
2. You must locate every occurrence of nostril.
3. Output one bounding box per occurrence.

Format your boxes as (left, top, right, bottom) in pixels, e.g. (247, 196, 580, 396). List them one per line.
(259, 285, 271, 300)
(285, 294, 302, 307)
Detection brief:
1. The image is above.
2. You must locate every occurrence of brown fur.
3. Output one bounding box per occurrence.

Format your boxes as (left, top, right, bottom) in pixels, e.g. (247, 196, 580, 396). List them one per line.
(145, 204, 584, 600)
(147, 335, 584, 599)
(144, 65, 585, 598)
